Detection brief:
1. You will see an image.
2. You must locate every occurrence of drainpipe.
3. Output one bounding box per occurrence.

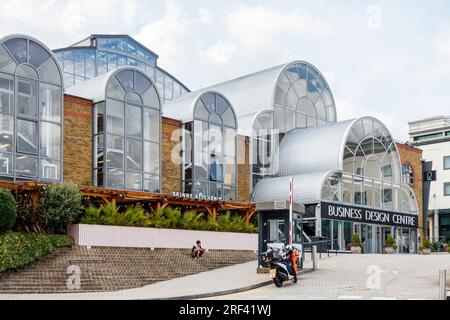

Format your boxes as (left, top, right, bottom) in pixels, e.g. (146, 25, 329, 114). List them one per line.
(433, 194, 439, 242)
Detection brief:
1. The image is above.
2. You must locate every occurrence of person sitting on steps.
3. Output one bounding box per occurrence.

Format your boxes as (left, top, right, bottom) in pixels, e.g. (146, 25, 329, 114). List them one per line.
(192, 240, 206, 259)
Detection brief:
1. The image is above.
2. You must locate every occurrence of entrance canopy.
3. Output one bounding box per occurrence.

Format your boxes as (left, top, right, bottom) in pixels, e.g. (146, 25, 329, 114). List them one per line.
(253, 117, 419, 215)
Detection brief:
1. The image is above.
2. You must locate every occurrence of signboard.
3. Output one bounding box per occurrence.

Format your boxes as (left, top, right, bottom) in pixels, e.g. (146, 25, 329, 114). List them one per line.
(320, 201, 418, 229)
(172, 192, 223, 202)
(424, 170, 437, 182)
(274, 201, 287, 210)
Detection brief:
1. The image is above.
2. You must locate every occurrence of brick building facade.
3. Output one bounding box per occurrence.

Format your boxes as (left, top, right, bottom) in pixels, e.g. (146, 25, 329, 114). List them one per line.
(63, 95, 94, 187)
(396, 142, 424, 240)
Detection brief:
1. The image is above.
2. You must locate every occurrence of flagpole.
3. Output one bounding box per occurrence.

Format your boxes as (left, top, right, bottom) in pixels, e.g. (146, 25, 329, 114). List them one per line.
(289, 177, 293, 249)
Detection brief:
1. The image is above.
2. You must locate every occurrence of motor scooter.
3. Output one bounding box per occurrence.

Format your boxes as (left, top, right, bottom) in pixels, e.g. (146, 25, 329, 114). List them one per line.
(262, 244, 298, 287)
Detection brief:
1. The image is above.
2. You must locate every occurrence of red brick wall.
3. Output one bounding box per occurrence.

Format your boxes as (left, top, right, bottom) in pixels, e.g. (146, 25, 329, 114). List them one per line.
(162, 117, 182, 194)
(237, 135, 250, 203)
(396, 143, 424, 240)
(63, 95, 93, 186)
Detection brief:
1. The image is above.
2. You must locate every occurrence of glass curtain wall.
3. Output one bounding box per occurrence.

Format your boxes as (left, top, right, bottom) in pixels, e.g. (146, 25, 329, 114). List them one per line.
(94, 69, 161, 192)
(0, 36, 63, 181)
(54, 36, 189, 102)
(182, 93, 237, 201)
(323, 118, 418, 214)
(274, 62, 336, 133)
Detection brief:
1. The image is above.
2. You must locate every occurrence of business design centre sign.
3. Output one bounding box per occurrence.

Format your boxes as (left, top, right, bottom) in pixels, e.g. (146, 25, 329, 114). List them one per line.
(320, 202, 418, 229)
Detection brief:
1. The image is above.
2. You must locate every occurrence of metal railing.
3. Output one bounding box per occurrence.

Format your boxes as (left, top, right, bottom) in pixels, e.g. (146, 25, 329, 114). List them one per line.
(303, 239, 339, 258)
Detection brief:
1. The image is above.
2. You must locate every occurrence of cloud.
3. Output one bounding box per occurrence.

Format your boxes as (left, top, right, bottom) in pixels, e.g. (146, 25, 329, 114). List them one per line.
(133, 0, 190, 70)
(200, 41, 237, 64)
(198, 8, 213, 24)
(436, 27, 450, 59)
(226, 4, 334, 46)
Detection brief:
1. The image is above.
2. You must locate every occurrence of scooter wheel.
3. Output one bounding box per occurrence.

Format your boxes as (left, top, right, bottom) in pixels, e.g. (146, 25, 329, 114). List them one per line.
(273, 276, 283, 288)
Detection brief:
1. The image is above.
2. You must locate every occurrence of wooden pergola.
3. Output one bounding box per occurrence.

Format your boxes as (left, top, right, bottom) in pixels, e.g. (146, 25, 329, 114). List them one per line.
(0, 181, 256, 223)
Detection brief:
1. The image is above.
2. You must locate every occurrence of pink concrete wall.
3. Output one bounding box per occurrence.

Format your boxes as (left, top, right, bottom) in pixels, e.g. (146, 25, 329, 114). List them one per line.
(68, 224, 258, 251)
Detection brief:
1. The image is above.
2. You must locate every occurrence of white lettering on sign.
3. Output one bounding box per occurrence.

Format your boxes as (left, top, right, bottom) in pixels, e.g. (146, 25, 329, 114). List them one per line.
(328, 205, 363, 219)
(365, 210, 390, 224)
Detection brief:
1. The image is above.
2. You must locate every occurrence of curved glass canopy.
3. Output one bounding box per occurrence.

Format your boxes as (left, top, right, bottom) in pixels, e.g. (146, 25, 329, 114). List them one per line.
(54, 35, 190, 103)
(273, 62, 336, 133)
(182, 92, 238, 201)
(93, 68, 161, 192)
(0, 35, 63, 181)
(323, 118, 418, 214)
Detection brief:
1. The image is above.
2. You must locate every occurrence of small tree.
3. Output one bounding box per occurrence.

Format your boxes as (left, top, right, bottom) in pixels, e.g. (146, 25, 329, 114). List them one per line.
(0, 189, 17, 234)
(39, 183, 84, 234)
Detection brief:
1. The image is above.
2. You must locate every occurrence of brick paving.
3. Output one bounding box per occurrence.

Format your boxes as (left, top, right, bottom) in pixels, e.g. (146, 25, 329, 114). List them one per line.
(213, 253, 450, 300)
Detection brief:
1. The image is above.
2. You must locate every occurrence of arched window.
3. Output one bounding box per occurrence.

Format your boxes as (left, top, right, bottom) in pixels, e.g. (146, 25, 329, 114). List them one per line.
(0, 36, 63, 181)
(274, 62, 336, 133)
(402, 163, 414, 187)
(94, 68, 161, 192)
(182, 92, 237, 201)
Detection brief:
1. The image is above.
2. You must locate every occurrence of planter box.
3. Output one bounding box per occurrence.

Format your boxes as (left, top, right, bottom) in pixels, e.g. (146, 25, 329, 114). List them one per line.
(68, 224, 258, 251)
(350, 246, 362, 254)
(384, 247, 395, 254)
(422, 248, 432, 255)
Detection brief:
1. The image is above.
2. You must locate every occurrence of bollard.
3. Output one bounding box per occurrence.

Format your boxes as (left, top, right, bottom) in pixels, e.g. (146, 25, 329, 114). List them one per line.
(312, 245, 317, 270)
(439, 269, 447, 300)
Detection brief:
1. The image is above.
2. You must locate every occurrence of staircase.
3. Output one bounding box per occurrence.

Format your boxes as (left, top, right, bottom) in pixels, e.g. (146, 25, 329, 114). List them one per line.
(0, 246, 257, 294)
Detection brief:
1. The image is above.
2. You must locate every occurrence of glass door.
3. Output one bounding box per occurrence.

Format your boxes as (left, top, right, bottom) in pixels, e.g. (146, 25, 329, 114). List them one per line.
(401, 228, 410, 254)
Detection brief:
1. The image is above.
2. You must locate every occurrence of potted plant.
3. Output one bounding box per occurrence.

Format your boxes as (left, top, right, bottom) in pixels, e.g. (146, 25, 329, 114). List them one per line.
(421, 237, 432, 255)
(350, 233, 362, 254)
(384, 235, 396, 254)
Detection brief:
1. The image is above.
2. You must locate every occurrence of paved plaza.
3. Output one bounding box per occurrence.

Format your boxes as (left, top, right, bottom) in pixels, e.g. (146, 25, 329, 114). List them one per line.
(0, 253, 449, 300)
(212, 253, 450, 300)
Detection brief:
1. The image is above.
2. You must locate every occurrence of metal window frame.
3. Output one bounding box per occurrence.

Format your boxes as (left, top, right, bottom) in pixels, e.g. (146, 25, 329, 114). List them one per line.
(0, 36, 64, 183)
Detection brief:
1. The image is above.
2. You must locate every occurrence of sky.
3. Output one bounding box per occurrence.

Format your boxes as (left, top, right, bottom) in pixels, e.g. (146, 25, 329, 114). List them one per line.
(1, 0, 449, 141)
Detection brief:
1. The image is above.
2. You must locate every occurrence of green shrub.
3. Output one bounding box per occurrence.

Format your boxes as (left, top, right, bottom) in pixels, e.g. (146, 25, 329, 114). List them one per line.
(81, 203, 151, 227)
(39, 183, 84, 234)
(0, 189, 17, 235)
(0, 233, 73, 273)
(351, 233, 362, 247)
(423, 237, 432, 249)
(81, 204, 258, 234)
(385, 234, 395, 247)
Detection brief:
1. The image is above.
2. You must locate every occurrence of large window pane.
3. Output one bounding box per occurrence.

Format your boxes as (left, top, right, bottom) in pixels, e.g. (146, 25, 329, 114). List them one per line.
(17, 78, 38, 117)
(143, 108, 160, 142)
(106, 135, 124, 168)
(0, 115, 13, 152)
(126, 104, 142, 139)
(444, 156, 450, 170)
(98, 51, 107, 75)
(107, 168, 124, 189)
(40, 83, 62, 123)
(144, 141, 159, 174)
(143, 174, 159, 193)
(0, 74, 14, 114)
(125, 171, 142, 190)
(16, 154, 38, 178)
(40, 159, 60, 181)
(126, 139, 142, 170)
(0, 152, 12, 175)
(106, 99, 124, 135)
(17, 119, 38, 154)
(85, 51, 96, 78)
(40, 122, 61, 159)
(4, 38, 27, 64)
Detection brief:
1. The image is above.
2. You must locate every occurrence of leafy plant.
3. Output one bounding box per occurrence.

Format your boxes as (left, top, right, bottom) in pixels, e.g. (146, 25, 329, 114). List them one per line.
(13, 193, 47, 234)
(351, 233, 362, 247)
(392, 243, 398, 250)
(422, 237, 432, 249)
(0, 189, 17, 235)
(179, 210, 205, 230)
(0, 232, 73, 273)
(81, 202, 151, 227)
(39, 183, 84, 234)
(385, 234, 395, 247)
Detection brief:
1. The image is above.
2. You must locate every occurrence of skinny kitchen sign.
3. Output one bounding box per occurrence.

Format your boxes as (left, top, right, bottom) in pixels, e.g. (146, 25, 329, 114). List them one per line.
(320, 202, 418, 228)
